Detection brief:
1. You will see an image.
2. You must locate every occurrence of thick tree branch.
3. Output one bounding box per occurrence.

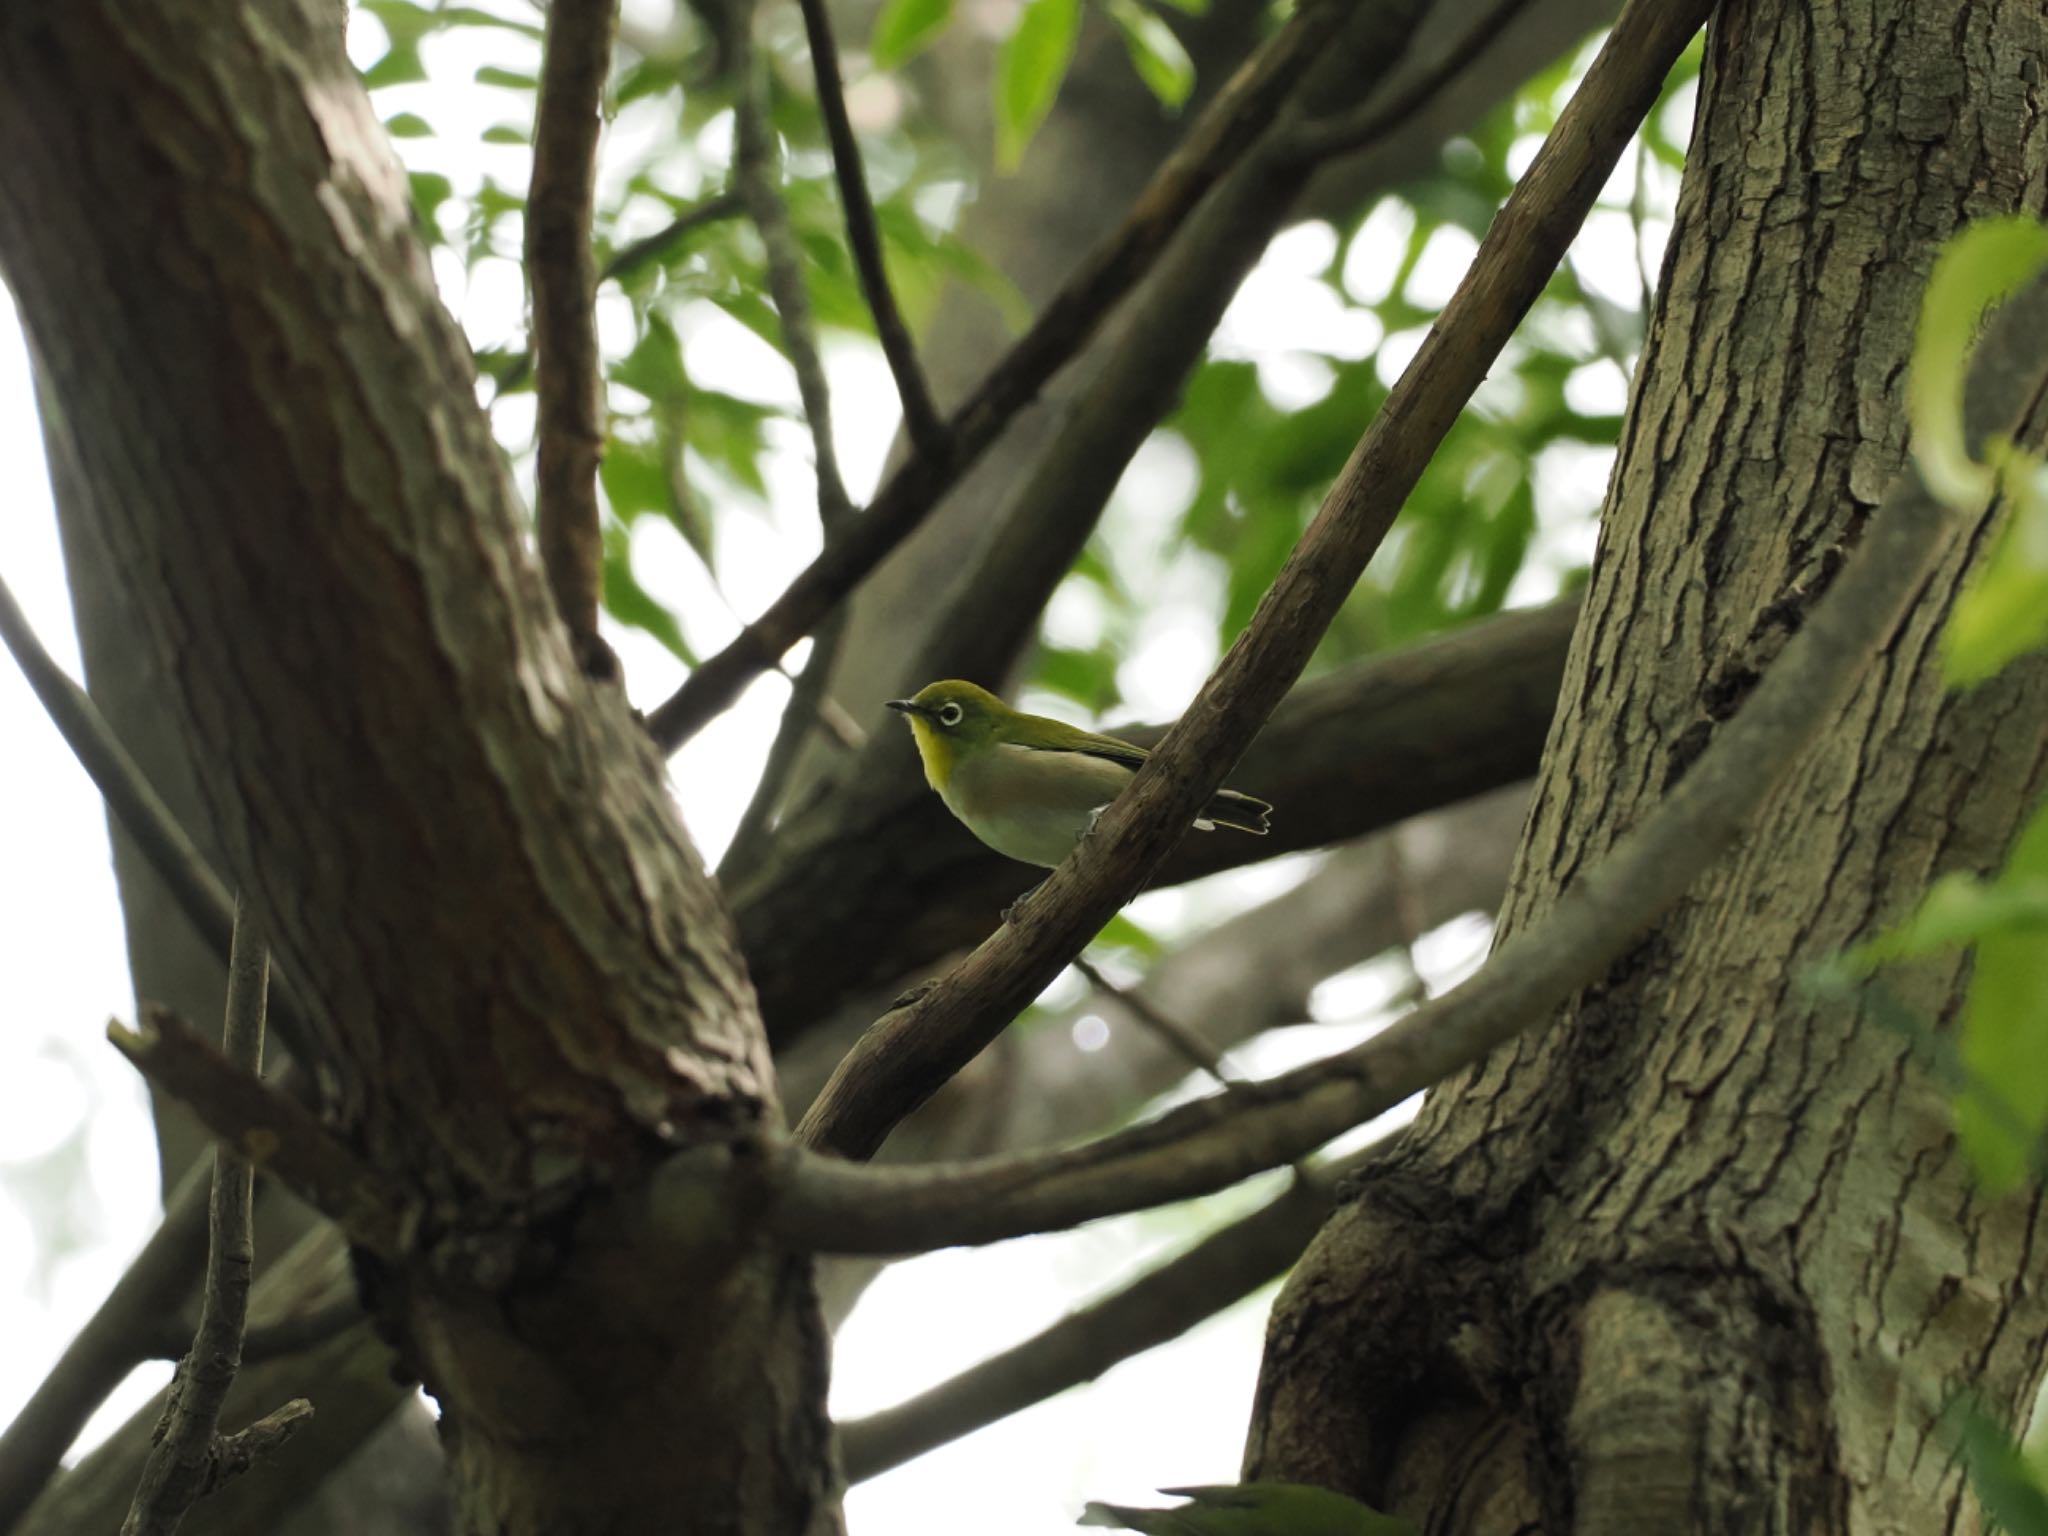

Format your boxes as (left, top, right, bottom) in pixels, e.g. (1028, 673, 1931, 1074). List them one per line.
(109, 1008, 406, 1257)
(792, 0, 1711, 1162)
(123, 903, 310, 1536)
(528, 0, 620, 673)
(794, 0, 942, 455)
(643, 0, 1356, 750)
(740, 596, 1575, 1040)
(768, 254, 2048, 1256)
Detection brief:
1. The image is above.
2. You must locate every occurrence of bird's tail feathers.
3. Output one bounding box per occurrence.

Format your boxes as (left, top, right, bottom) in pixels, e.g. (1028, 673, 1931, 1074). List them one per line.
(1196, 787, 1271, 835)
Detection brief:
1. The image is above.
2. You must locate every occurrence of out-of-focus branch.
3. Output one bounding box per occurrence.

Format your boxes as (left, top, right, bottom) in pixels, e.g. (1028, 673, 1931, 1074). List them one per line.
(1280, 0, 1535, 163)
(144, 1297, 364, 1367)
(840, 1141, 1387, 1482)
(600, 189, 744, 284)
(122, 904, 312, 1536)
(0, 571, 317, 1065)
(790, 0, 1709, 1164)
(109, 1008, 405, 1257)
(793, 0, 942, 455)
(643, 0, 1358, 751)
(528, 0, 620, 675)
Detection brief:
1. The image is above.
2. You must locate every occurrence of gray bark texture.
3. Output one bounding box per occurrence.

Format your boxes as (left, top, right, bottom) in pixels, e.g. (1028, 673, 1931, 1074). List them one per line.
(1245, 1, 2048, 1529)
(0, 2, 837, 1531)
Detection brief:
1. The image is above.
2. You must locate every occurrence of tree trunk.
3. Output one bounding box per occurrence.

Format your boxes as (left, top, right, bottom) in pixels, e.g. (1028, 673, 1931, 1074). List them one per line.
(1246, 0, 2048, 1527)
(0, 3, 838, 1530)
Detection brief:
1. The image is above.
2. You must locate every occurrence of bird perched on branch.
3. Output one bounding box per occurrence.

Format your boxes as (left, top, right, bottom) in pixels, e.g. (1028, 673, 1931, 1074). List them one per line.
(886, 679, 1271, 870)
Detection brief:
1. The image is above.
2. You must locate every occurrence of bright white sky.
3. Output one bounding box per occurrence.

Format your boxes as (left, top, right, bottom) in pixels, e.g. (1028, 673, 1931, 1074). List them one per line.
(0, 11, 1687, 1530)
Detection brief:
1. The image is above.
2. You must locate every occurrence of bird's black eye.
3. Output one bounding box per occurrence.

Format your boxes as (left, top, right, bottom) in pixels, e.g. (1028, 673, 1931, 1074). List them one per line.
(937, 702, 964, 727)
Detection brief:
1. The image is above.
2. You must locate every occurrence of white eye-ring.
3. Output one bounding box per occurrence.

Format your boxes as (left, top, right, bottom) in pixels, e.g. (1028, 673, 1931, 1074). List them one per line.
(937, 701, 964, 726)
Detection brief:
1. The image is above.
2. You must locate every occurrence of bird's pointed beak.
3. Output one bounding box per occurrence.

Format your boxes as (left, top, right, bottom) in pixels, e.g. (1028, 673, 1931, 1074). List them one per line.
(886, 698, 925, 718)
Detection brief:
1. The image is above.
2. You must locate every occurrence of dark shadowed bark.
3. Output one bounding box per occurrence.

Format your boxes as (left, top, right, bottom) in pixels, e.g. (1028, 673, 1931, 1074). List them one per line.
(0, 3, 835, 1530)
(1246, 1, 2048, 1526)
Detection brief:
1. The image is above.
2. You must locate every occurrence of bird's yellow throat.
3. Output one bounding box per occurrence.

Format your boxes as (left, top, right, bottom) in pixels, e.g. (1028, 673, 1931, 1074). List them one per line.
(904, 714, 956, 791)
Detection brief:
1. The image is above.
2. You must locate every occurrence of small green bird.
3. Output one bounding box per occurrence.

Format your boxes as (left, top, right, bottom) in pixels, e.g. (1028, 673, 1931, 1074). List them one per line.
(887, 680, 1271, 869)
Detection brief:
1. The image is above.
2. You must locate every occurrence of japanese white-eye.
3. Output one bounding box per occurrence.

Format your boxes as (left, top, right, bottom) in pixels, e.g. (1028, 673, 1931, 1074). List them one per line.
(887, 680, 1271, 869)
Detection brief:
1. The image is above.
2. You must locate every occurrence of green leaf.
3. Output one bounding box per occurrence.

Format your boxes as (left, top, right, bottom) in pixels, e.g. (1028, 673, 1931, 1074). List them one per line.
(1079, 1482, 1415, 1535)
(1953, 1405, 2048, 1536)
(1909, 217, 2048, 514)
(1957, 801, 2048, 1189)
(383, 111, 434, 138)
(995, 0, 1081, 172)
(408, 171, 454, 237)
(1107, 0, 1195, 110)
(601, 526, 697, 665)
(1943, 469, 2048, 687)
(475, 64, 539, 90)
(481, 123, 530, 145)
(872, 0, 955, 69)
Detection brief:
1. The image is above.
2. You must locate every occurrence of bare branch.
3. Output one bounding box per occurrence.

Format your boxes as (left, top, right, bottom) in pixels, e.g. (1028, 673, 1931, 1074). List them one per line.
(839, 1145, 1383, 1482)
(528, 0, 620, 676)
(643, 0, 1359, 751)
(1278, 0, 1537, 163)
(109, 1008, 406, 1257)
(600, 189, 745, 285)
(794, 0, 944, 455)
(0, 571, 319, 1065)
(123, 902, 302, 1536)
(767, 229, 2048, 1258)
(792, 0, 1713, 1164)
(1071, 955, 1232, 1089)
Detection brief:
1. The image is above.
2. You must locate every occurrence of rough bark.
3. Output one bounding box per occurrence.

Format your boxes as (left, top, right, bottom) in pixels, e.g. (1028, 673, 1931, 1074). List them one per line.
(0, 3, 835, 1531)
(1246, 1, 2048, 1528)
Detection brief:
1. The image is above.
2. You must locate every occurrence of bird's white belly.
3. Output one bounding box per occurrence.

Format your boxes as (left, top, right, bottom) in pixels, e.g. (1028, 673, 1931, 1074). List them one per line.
(942, 744, 1135, 868)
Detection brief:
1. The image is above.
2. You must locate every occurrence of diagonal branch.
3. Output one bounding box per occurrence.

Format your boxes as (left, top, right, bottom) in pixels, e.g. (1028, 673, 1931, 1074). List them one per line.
(109, 1008, 407, 1258)
(791, 0, 1716, 1163)
(642, 0, 1356, 751)
(122, 902, 313, 1536)
(794, 0, 943, 455)
(0, 570, 318, 1063)
(528, 0, 621, 676)
(768, 235, 2048, 1259)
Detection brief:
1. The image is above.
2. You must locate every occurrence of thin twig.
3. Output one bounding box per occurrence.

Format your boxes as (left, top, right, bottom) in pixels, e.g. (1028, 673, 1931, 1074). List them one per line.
(601, 188, 745, 284)
(730, 6, 852, 525)
(642, 0, 1355, 751)
(109, 1008, 407, 1257)
(766, 204, 2048, 1260)
(793, 0, 944, 454)
(0, 571, 317, 1064)
(791, 0, 1717, 1164)
(1277, 0, 1536, 163)
(123, 902, 311, 1536)
(1072, 955, 1232, 1089)
(528, 0, 621, 676)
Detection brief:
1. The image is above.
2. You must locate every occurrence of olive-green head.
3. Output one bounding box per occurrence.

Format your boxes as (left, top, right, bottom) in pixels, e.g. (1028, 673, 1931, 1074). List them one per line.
(885, 679, 1016, 751)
